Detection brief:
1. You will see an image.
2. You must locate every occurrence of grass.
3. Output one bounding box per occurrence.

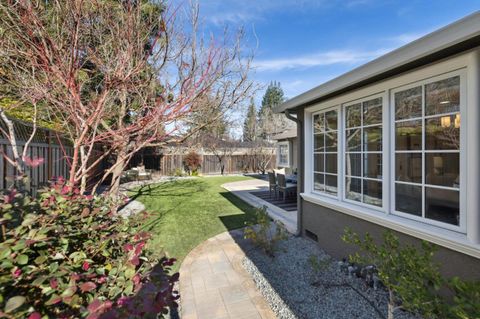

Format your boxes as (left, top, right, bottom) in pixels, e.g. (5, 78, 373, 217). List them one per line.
(131, 176, 257, 271)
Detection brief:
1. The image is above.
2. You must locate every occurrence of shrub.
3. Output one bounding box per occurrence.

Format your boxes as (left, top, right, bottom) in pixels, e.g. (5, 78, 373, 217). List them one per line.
(183, 151, 201, 175)
(172, 168, 185, 177)
(0, 179, 179, 318)
(342, 228, 443, 319)
(244, 206, 288, 257)
(447, 277, 480, 319)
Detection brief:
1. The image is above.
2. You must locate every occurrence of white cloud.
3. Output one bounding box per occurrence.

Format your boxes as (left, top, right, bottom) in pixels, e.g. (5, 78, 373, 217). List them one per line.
(253, 48, 390, 71)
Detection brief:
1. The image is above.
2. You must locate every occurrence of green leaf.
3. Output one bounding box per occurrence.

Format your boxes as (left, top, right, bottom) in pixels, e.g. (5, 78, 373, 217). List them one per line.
(4, 296, 25, 313)
(34, 255, 47, 265)
(0, 247, 11, 260)
(16, 254, 28, 265)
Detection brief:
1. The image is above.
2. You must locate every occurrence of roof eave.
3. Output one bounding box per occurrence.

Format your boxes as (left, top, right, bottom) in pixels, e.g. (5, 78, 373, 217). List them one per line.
(274, 11, 480, 113)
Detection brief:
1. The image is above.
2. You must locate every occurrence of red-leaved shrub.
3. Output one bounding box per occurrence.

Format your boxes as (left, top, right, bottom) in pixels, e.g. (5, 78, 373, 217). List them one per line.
(0, 178, 178, 318)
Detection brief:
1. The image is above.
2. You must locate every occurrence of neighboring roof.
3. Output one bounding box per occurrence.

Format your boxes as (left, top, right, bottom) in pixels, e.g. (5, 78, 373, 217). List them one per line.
(272, 128, 297, 140)
(274, 11, 480, 113)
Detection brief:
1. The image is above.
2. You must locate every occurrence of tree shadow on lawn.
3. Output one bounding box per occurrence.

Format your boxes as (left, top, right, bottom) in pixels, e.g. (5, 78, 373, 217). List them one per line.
(128, 179, 208, 202)
(218, 191, 258, 229)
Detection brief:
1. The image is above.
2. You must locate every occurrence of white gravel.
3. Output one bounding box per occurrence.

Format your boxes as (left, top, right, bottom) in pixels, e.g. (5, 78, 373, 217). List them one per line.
(242, 235, 421, 319)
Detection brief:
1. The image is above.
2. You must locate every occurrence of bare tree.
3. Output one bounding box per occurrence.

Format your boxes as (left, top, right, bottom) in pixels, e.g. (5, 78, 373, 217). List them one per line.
(0, 1, 255, 196)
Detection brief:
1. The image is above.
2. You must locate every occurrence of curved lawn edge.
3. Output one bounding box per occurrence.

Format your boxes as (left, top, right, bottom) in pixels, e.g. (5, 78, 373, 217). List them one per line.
(129, 176, 257, 272)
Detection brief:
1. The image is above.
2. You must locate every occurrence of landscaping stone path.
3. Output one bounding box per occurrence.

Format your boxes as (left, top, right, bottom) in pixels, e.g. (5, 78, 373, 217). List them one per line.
(222, 180, 297, 233)
(179, 229, 277, 319)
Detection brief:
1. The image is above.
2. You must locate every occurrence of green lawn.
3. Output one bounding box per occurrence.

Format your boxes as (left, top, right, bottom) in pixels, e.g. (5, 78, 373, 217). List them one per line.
(131, 176, 256, 271)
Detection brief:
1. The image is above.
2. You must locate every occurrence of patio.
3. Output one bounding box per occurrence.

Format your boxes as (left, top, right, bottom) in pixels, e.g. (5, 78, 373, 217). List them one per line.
(222, 179, 297, 233)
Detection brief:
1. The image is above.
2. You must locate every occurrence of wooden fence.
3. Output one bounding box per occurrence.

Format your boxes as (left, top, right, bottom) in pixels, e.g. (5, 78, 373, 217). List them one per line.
(157, 153, 277, 175)
(0, 139, 73, 194)
(0, 119, 108, 195)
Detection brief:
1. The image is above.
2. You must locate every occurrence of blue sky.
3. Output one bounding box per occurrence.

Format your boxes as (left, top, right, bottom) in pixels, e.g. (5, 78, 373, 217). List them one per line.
(191, 1, 479, 103)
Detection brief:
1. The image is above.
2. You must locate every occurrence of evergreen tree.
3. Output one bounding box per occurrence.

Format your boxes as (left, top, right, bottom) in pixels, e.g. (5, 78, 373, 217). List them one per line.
(259, 81, 285, 115)
(257, 81, 291, 141)
(243, 97, 257, 142)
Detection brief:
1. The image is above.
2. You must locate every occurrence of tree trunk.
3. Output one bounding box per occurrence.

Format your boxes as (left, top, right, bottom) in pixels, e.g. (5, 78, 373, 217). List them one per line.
(388, 289, 395, 319)
(109, 146, 128, 196)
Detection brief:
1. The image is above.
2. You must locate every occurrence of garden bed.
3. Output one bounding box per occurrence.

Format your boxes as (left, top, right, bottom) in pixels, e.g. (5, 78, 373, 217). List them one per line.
(242, 235, 421, 319)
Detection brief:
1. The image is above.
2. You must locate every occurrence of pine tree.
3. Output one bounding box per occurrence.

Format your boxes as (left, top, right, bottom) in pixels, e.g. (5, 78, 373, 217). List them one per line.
(259, 81, 285, 115)
(243, 97, 257, 142)
(257, 81, 291, 141)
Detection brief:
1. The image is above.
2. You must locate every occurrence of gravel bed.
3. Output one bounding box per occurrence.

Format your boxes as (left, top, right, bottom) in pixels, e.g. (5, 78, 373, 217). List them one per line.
(242, 236, 421, 319)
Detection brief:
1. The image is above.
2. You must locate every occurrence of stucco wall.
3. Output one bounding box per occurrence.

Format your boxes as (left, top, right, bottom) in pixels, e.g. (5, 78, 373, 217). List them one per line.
(301, 199, 480, 280)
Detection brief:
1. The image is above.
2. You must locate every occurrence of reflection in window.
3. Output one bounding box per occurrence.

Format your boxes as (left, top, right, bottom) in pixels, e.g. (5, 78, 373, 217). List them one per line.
(313, 110, 338, 195)
(345, 97, 383, 207)
(278, 143, 289, 166)
(394, 75, 460, 226)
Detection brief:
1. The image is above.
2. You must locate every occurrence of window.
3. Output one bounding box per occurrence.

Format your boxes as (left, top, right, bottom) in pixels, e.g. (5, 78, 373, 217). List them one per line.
(306, 71, 465, 233)
(277, 142, 290, 167)
(344, 97, 383, 207)
(313, 109, 338, 195)
(393, 76, 461, 226)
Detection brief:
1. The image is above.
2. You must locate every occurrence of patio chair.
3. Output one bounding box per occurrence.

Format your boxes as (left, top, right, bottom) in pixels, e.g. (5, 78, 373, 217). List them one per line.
(268, 172, 278, 198)
(277, 173, 297, 202)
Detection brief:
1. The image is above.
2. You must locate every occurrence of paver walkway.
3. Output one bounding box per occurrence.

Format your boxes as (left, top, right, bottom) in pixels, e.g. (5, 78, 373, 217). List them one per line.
(179, 229, 276, 319)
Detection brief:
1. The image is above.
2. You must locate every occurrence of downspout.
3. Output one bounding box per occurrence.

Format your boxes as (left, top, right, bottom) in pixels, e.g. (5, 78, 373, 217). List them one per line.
(285, 109, 303, 236)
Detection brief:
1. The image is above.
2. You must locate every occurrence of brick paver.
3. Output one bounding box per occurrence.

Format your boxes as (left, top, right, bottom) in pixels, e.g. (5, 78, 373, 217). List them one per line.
(179, 230, 277, 319)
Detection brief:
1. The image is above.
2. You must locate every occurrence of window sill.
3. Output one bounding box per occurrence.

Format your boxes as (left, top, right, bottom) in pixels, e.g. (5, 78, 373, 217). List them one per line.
(300, 192, 480, 259)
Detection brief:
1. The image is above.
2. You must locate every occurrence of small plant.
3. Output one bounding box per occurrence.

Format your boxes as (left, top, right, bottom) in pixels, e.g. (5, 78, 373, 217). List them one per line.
(447, 277, 480, 319)
(172, 168, 185, 177)
(308, 254, 331, 275)
(244, 206, 288, 257)
(183, 151, 201, 175)
(307, 254, 332, 283)
(342, 228, 443, 319)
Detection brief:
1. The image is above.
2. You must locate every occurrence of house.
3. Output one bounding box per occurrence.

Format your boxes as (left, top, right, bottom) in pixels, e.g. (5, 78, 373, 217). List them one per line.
(274, 11, 480, 279)
(272, 128, 298, 175)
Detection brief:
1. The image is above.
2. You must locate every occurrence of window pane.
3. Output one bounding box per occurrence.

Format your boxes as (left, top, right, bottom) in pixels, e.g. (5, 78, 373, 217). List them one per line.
(425, 115, 460, 150)
(346, 129, 361, 151)
(314, 154, 324, 172)
(363, 97, 382, 126)
(363, 180, 382, 207)
(279, 145, 288, 165)
(395, 153, 422, 183)
(425, 153, 459, 188)
(314, 133, 324, 152)
(363, 126, 382, 151)
(346, 103, 361, 128)
(325, 154, 337, 174)
(325, 110, 337, 131)
(425, 76, 460, 116)
(346, 177, 362, 202)
(364, 153, 382, 179)
(345, 153, 361, 177)
(325, 132, 338, 152)
(395, 120, 422, 151)
(395, 86, 422, 120)
(314, 173, 324, 191)
(314, 114, 325, 133)
(325, 174, 337, 195)
(395, 183, 422, 216)
(425, 187, 459, 226)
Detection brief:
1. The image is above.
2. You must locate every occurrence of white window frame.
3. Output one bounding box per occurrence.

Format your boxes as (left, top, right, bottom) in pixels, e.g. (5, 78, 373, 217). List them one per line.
(301, 49, 480, 258)
(311, 106, 340, 199)
(390, 70, 467, 233)
(276, 141, 290, 167)
(342, 93, 388, 212)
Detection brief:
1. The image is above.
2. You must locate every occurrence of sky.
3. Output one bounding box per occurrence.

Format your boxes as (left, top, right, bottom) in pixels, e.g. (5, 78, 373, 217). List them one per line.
(186, 0, 479, 103)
